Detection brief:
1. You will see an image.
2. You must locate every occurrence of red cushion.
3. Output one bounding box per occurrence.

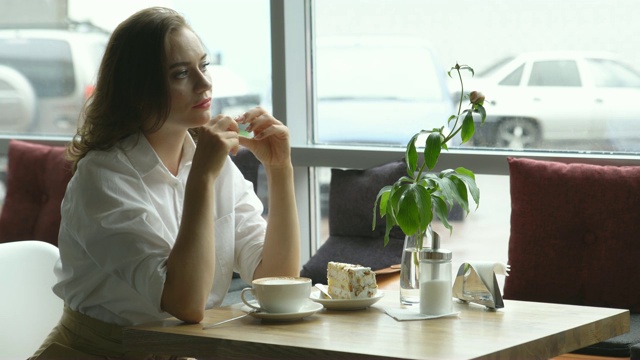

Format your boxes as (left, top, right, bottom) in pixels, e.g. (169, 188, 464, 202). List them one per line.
(0, 140, 72, 246)
(503, 157, 640, 312)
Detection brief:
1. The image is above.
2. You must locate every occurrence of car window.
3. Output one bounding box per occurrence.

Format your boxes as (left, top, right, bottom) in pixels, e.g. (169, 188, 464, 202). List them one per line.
(0, 38, 75, 97)
(498, 64, 524, 86)
(586, 58, 640, 88)
(528, 60, 581, 87)
(477, 56, 515, 78)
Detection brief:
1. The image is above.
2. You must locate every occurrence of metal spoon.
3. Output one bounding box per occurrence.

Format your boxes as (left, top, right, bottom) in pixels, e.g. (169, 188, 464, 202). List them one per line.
(315, 283, 333, 299)
(202, 309, 258, 329)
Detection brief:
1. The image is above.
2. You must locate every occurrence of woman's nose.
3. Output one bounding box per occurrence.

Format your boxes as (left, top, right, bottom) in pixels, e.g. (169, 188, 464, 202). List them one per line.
(196, 71, 212, 92)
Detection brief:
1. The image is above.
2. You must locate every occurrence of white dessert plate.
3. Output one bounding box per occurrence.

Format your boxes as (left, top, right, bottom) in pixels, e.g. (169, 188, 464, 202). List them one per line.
(310, 290, 385, 310)
(240, 301, 323, 321)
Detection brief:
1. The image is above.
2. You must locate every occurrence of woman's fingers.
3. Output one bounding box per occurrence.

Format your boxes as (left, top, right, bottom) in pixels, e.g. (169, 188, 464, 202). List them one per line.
(210, 114, 240, 132)
(236, 107, 281, 134)
(191, 115, 244, 176)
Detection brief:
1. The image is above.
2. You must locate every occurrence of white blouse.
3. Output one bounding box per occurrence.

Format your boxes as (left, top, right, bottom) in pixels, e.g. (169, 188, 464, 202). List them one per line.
(53, 134, 266, 326)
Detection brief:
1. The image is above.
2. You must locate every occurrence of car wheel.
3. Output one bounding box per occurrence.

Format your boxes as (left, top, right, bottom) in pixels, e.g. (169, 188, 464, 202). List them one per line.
(495, 117, 540, 149)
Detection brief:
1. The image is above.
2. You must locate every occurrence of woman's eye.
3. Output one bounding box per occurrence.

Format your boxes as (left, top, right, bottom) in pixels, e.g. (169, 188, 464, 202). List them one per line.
(174, 70, 188, 79)
(200, 61, 210, 71)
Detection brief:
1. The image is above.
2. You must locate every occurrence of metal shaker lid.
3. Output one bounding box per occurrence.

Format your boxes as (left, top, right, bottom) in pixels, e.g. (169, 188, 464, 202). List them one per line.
(419, 232, 452, 261)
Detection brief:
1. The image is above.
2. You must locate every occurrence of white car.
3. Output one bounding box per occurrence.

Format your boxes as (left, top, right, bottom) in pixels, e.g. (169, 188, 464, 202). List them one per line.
(0, 64, 36, 133)
(464, 51, 640, 149)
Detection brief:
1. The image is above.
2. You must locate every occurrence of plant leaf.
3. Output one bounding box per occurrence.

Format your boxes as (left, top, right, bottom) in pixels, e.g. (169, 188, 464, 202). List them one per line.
(461, 110, 475, 143)
(432, 176, 457, 207)
(448, 175, 470, 213)
(432, 195, 452, 232)
(454, 167, 480, 208)
(372, 186, 392, 230)
(424, 132, 442, 170)
(393, 183, 434, 237)
(413, 185, 434, 235)
(454, 166, 476, 181)
(394, 184, 421, 236)
(475, 104, 487, 124)
(406, 133, 419, 175)
(383, 214, 395, 247)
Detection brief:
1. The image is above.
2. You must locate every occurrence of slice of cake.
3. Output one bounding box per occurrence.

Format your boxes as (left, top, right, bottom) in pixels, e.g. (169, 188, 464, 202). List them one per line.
(327, 261, 377, 299)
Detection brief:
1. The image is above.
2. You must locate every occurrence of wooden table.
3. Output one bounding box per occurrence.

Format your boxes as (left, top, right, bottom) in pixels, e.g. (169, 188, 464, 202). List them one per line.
(124, 288, 629, 360)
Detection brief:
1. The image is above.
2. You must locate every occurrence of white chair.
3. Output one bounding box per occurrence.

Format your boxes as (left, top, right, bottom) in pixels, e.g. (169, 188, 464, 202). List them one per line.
(0, 240, 63, 359)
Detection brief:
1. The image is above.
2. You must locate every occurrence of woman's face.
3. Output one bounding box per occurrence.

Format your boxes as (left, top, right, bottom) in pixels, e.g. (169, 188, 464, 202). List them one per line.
(163, 27, 212, 131)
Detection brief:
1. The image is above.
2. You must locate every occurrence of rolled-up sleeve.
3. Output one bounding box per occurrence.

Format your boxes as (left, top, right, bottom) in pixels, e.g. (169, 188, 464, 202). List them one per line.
(55, 135, 271, 325)
(56, 151, 174, 324)
(220, 161, 267, 284)
(200, 158, 268, 307)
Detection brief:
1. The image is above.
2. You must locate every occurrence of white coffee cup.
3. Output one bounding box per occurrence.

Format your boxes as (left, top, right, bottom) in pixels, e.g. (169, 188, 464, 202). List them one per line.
(240, 276, 311, 313)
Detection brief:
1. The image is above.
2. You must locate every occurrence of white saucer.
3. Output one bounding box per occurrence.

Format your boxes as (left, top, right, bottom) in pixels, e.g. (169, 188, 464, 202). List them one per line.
(310, 290, 384, 310)
(240, 301, 323, 321)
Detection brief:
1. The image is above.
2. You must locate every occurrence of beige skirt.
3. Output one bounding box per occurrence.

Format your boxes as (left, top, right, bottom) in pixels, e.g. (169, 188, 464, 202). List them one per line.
(30, 306, 178, 360)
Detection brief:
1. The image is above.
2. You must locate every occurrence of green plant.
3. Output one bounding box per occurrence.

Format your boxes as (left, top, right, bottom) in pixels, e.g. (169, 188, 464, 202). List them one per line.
(373, 63, 486, 248)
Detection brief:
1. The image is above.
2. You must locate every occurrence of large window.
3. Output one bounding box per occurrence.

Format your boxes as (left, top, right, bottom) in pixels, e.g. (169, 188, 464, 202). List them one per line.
(310, 0, 640, 153)
(1, 0, 640, 269)
(284, 0, 640, 267)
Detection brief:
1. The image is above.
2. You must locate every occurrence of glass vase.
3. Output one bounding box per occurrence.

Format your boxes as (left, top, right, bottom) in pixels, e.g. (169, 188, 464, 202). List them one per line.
(399, 225, 433, 304)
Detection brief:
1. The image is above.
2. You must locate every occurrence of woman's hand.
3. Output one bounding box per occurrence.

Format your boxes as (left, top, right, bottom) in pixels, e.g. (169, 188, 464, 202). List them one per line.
(192, 114, 242, 178)
(235, 107, 291, 167)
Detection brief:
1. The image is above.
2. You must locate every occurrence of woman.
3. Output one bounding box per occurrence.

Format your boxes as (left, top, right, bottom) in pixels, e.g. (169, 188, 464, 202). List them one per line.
(32, 6, 300, 358)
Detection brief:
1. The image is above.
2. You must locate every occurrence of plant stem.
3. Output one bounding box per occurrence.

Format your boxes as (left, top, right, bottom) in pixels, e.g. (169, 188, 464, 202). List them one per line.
(457, 67, 465, 121)
(415, 66, 465, 180)
(444, 67, 465, 144)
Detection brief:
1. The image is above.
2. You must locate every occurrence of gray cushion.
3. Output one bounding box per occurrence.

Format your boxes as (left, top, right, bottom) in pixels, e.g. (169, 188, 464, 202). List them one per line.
(328, 160, 407, 239)
(573, 313, 640, 358)
(300, 159, 407, 285)
(300, 235, 404, 285)
(631, 340, 640, 360)
(230, 147, 260, 193)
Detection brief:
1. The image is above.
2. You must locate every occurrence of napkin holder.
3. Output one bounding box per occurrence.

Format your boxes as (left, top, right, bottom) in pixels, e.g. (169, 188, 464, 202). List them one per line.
(452, 262, 505, 310)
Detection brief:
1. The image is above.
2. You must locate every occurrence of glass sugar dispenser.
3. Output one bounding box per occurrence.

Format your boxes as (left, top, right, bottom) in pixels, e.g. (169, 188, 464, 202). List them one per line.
(418, 232, 453, 316)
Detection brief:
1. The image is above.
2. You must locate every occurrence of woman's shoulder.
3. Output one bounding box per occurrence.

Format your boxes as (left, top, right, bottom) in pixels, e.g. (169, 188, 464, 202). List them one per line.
(72, 137, 152, 192)
(79, 135, 156, 174)
(77, 145, 136, 177)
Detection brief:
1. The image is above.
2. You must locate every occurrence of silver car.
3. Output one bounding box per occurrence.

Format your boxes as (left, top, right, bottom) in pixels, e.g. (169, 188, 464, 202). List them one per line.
(0, 28, 108, 136)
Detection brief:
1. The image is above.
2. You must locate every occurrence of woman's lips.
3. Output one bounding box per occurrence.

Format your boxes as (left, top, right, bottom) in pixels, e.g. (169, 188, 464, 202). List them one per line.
(193, 98, 212, 109)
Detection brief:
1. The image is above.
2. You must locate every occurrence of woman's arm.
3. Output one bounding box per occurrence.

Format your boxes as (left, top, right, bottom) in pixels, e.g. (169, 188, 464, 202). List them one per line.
(253, 162, 301, 278)
(161, 115, 241, 323)
(161, 173, 217, 323)
(237, 107, 301, 279)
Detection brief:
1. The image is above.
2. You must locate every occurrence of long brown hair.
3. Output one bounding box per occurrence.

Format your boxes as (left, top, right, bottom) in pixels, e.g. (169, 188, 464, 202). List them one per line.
(67, 7, 192, 172)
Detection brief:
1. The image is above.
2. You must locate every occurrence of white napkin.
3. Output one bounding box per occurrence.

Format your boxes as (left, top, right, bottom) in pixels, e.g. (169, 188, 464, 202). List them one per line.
(452, 261, 510, 309)
(384, 306, 460, 321)
(465, 261, 509, 298)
